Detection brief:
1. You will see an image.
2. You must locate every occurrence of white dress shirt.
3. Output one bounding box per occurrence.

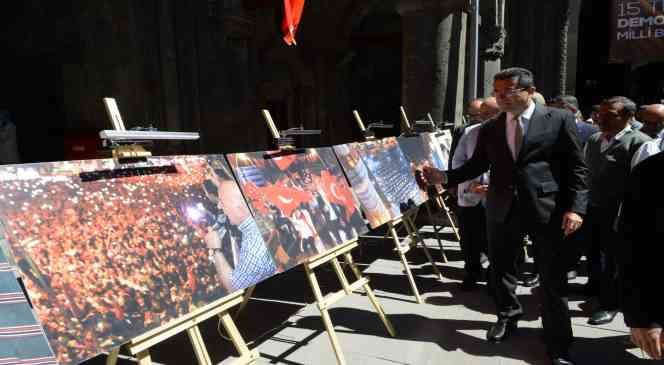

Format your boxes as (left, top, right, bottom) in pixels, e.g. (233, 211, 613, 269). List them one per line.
(631, 134, 664, 169)
(452, 123, 490, 207)
(506, 101, 536, 160)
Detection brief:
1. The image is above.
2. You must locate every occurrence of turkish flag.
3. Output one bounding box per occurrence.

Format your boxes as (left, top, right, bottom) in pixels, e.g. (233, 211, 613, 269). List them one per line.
(282, 0, 305, 46)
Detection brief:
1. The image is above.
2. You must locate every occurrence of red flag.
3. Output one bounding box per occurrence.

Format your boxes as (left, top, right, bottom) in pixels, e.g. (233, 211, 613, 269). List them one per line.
(282, 0, 305, 46)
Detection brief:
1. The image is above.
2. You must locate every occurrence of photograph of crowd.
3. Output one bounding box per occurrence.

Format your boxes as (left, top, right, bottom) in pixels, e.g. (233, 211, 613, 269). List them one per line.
(356, 138, 425, 219)
(228, 148, 368, 271)
(0, 237, 57, 365)
(398, 132, 448, 196)
(333, 143, 393, 228)
(0, 155, 276, 365)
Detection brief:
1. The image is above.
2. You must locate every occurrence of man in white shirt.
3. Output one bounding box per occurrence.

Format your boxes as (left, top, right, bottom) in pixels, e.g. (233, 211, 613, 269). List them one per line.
(451, 97, 500, 290)
(631, 129, 664, 169)
(637, 104, 664, 139)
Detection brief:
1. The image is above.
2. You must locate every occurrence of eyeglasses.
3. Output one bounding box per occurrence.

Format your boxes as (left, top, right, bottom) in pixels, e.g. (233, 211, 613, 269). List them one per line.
(492, 88, 526, 98)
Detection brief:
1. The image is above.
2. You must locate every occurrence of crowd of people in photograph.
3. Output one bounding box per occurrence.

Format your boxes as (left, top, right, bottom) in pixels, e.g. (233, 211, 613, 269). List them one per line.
(229, 150, 366, 270)
(0, 158, 231, 364)
(436, 67, 664, 363)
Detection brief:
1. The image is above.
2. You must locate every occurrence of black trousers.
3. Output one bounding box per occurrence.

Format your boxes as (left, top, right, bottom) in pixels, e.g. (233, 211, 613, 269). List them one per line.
(487, 203, 573, 355)
(457, 203, 488, 278)
(582, 206, 621, 310)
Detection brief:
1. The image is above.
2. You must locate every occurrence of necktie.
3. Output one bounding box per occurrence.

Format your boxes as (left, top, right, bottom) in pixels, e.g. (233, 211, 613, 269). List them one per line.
(513, 116, 523, 160)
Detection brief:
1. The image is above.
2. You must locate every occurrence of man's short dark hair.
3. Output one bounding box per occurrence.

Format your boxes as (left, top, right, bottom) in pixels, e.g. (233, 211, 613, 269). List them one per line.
(603, 96, 637, 117)
(553, 95, 580, 111)
(494, 67, 535, 89)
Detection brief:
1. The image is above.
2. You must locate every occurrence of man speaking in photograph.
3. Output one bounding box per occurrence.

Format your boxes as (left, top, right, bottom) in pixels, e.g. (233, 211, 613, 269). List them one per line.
(423, 68, 588, 365)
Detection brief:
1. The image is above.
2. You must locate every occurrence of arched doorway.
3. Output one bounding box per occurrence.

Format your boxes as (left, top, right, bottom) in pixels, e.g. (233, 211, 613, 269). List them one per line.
(348, 11, 402, 138)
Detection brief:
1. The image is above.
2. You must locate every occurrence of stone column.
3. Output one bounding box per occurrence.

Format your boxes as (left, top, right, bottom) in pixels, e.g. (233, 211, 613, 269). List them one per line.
(449, 11, 468, 125)
(399, 8, 437, 124)
(566, 0, 582, 96)
(432, 12, 454, 125)
(556, 0, 571, 96)
(397, 0, 467, 126)
(479, 0, 506, 97)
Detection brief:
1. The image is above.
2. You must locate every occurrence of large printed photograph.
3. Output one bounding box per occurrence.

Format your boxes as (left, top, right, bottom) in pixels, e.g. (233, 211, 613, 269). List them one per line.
(333, 143, 393, 228)
(228, 148, 368, 271)
(0, 156, 276, 365)
(398, 132, 448, 196)
(357, 137, 425, 217)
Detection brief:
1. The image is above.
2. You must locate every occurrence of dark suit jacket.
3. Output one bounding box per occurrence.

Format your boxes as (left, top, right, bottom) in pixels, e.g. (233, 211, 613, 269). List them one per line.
(445, 104, 589, 225)
(618, 152, 664, 328)
(585, 128, 651, 212)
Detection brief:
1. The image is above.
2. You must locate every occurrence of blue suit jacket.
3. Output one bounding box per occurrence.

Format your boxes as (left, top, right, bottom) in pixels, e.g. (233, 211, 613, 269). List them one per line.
(576, 121, 599, 146)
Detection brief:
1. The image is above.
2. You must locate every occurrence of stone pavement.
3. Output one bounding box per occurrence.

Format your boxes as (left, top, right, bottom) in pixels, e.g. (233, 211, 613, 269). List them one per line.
(87, 226, 656, 365)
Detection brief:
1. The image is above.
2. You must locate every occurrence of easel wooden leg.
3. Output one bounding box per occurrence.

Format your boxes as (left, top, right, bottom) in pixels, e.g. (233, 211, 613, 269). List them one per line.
(403, 215, 444, 282)
(187, 326, 213, 365)
(300, 241, 396, 364)
(136, 350, 152, 365)
(330, 257, 352, 294)
(106, 348, 120, 365)
(388, 223, 424, 304)
(235, 285, 255, 317)
(219, 312, 260, 364)
(343, 252, 396, 337)
(304, 264, 347, 365)
(437, 195, 461, 241)
(425, 200, 448, 262)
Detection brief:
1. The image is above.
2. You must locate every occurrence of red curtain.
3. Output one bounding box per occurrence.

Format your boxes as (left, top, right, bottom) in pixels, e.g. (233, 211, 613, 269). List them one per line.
(282, 0, 305, 45)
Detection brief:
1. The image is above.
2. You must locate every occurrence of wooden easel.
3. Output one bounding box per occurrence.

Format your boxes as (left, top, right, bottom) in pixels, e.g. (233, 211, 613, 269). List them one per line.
(106, 290, 259, 365)
(401, 106, 460, 256)
(387, 208, 444, 304)
(303, 240, 396, 365)
(98, 99, 258, 365)
(352, 109, 445, 304)
(356, 107, 455, 257)
(261, 109, 396, 365)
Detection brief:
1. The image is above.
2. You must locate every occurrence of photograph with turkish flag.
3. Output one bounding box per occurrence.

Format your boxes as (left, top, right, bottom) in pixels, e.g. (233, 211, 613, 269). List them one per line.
(333, 143, 393, 229)
(227, 148, 368, 271)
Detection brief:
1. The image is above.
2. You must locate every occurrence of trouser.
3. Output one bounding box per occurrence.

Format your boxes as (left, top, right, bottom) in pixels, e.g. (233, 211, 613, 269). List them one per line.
(582, 206, 621, 310)
(457, 203, 488, 278)
(488, 203, 573, 355)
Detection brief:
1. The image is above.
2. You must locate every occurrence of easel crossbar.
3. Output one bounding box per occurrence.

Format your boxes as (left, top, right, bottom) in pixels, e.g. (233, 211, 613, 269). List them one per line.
(106, 289, 258, 365)
(307, 241, 357, 269)
(128, 291, 245, 354)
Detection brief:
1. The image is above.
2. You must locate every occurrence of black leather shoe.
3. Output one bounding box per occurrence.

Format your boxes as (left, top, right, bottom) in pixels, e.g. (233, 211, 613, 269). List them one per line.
(487, 317, 518, 342)
(522, 273, 540, 287)
(587, 310, 618, 325)
(551, 356, 575, 365)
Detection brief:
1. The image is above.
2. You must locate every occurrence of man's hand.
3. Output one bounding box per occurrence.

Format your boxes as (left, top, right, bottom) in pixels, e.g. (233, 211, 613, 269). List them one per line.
(561, 211, 583, 236)
(631, 327, 663, 360)
(469, 182, 489, 195)
(422, 166, 446, 186)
